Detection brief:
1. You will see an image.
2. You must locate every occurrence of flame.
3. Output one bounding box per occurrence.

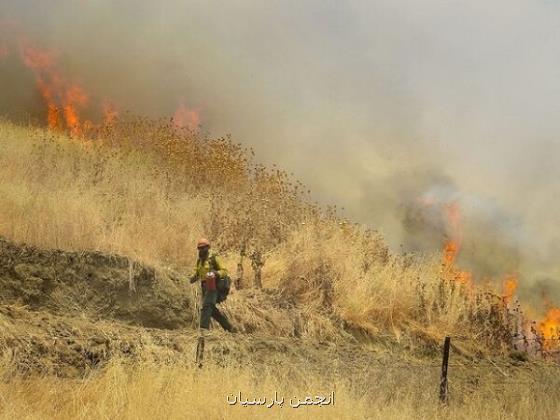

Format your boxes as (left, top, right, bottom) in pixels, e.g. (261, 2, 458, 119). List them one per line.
(439, 202, 474, 290)
(442, 240, 474, 291)
(1, 32, 205, 135)
(442, 202, 464, 266)
(19, 44, 59, 130)
(4, 26, 558, 356)
(439, 204, 521, 306)
(502, 275, 518, 305)
(15, 41, 107, 136)
(19, 43, 76, 132)
(428, 193, 560, 354)
(455, 270, 473, 288)
(173, 103, 200, 131)
(443, 239, 459, 266)
(64, 84, 89, 136)
(539, 308, 560, 348)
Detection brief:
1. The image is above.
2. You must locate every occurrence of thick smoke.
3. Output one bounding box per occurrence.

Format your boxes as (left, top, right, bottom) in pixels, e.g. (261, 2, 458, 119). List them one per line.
(2, 0, 560, 301)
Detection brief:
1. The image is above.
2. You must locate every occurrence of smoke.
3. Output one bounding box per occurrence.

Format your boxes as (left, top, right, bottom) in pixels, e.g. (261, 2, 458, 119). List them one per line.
(2, 0, 560, 299)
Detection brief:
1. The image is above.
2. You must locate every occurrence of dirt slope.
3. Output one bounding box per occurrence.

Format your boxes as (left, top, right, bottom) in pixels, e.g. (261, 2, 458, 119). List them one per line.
(0, 237, 386, 377)
(0, 237, 194, 328)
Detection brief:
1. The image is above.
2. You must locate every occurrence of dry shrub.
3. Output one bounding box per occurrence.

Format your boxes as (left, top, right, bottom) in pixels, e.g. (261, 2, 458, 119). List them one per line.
(267, 220, 516, 350)
(0, 119, 516, 352)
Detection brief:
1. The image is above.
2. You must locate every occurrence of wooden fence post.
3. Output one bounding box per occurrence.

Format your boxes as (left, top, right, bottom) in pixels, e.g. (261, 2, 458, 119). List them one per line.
(439, 336, 451, 403)
(196, 336, 205, 368)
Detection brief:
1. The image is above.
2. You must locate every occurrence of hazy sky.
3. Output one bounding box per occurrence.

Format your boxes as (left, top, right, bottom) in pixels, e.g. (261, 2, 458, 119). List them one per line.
(2, 0, 560, 293)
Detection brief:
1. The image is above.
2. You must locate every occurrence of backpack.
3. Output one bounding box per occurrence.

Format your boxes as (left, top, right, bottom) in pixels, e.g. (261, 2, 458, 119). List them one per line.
(209, 254, 231, 303)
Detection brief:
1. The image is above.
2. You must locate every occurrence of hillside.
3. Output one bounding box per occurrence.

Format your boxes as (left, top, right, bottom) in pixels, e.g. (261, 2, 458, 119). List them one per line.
(0, 120, 558, 419)
(2, 236, 560, 420)
(0, 235, 384, 377)
(0, 120, 519, 353)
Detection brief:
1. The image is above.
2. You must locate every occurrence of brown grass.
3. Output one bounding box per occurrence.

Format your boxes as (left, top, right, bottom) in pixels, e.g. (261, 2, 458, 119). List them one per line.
(0, 119, 516, 351)
(0, 359, 559, 420)
(1, 119, 554, 419)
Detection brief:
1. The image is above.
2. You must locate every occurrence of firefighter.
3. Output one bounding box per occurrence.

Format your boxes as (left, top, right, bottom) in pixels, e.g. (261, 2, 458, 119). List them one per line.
(189, 238, 234, 334)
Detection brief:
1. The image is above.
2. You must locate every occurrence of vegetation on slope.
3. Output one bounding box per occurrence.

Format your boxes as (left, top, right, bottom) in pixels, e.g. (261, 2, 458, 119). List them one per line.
(0, 119, 516, 355)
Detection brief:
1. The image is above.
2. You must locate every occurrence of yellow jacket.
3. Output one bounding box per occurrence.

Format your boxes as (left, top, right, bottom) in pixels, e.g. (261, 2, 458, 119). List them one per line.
(191, 254, 228, 281)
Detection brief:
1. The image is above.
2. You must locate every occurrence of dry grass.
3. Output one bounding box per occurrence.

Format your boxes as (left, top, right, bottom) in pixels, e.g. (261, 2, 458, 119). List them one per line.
(0, 119, 516, 351)
(1, 119, 559, 418)
(0, 359, 559, 420)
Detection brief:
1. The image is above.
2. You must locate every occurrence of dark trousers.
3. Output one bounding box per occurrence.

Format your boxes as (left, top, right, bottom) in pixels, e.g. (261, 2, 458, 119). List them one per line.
(200, 289, 233, 331)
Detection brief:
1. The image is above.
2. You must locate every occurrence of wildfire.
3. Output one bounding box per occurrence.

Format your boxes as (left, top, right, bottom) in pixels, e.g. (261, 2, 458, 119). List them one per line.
(442, 240, 472, 287)
(442, 201, 463, 266)
(438, 200, 560, 355)
(502, 275, 518, 305)
(443, 239, 459, 266)
(539, 294, 560, 350)
(539, 307, 560, 352)
(439, 201, 475, 290)
(64, 84, 89, 136)
(18, 42, 93, 136)
(0, 25, 123, 136)
(1, 28, 203, 136)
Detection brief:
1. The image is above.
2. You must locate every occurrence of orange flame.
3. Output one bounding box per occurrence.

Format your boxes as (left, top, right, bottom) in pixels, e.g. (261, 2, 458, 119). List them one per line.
(502, 275, 518, 305)
(16, 41, 103, 136)
(437, 201, 560, 353)
(2, 33, 205, 136)
(443, 239, 459, 266)
(442, 240, 474, 291)
(64, 84, 89, 136)
(442, 201, 463, 266)
(173, 104, 200, 131)
(439, 203, 475, 292)
(539, 308, 560, 347)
